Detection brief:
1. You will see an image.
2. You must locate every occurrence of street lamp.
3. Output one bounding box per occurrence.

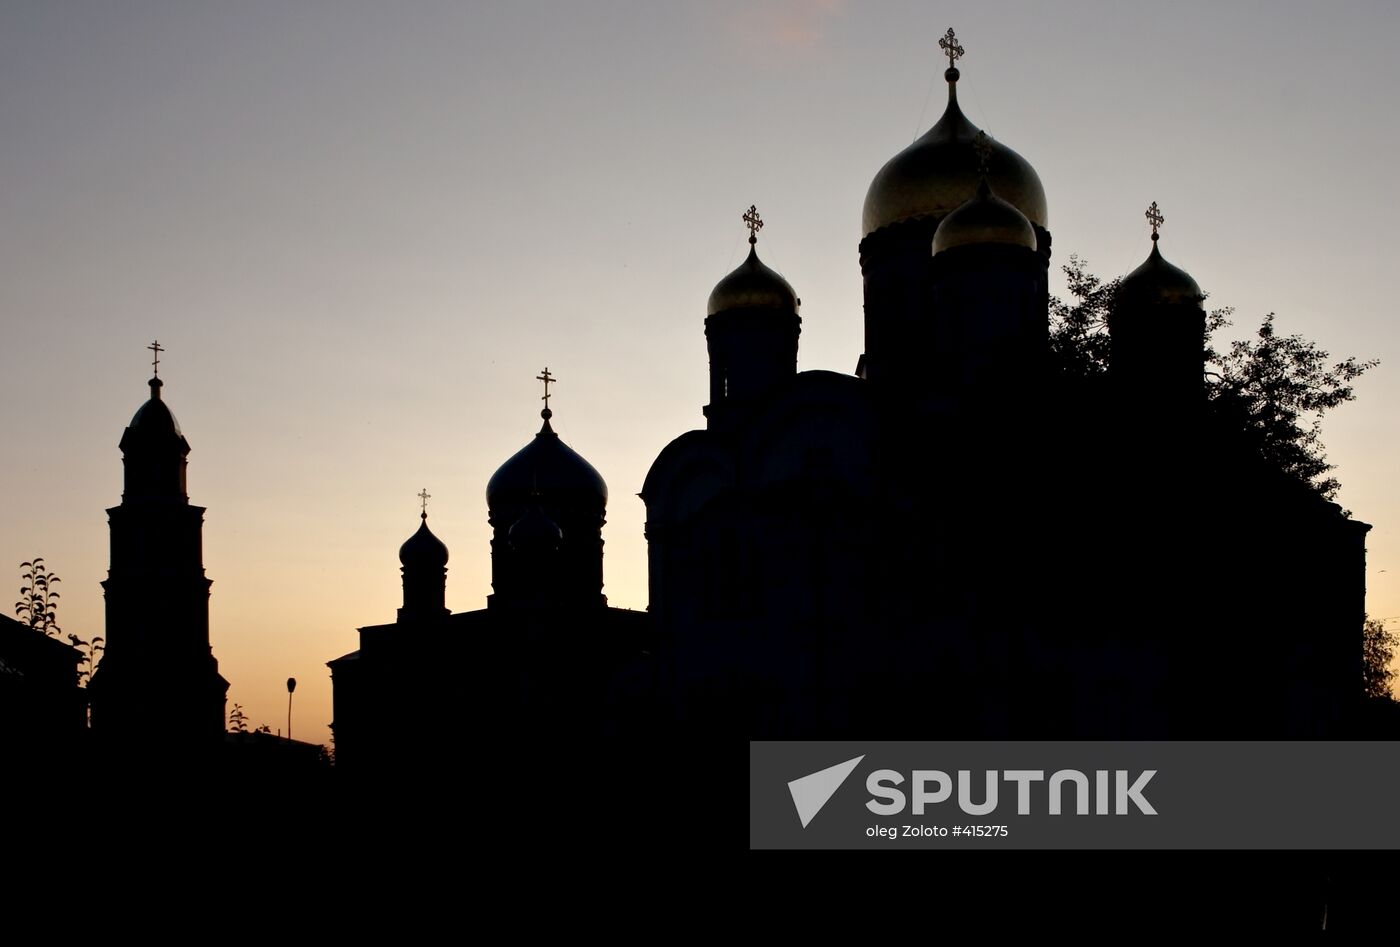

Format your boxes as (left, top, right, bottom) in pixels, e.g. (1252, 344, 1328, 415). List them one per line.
(287, 677, 297, 742)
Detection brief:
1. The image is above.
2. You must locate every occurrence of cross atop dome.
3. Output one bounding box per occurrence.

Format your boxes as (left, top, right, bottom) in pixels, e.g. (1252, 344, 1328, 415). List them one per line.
(418, 487, 431, 517)
(939, 27, 964, 81)
(148, 340, 164, 377)
(536, 367, 556, 420)
(939, 28, 964, 68)
(743, 205, 764, 246)
(1146, 201, 1164, 242)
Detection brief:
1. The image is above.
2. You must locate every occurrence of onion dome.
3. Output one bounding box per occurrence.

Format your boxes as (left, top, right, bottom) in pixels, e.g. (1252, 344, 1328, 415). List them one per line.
(486, 410, 608, 511)
(707, 205, 799, 316)
(509, 503, 562, 552)
(399, 512, 449, 569)
(119, 344, 193, 501)
(862, 30, 1046, 237)
(1118, 202, 1203, 306)
(128, 377, 182, 437)
(932, 178, 1036, 255)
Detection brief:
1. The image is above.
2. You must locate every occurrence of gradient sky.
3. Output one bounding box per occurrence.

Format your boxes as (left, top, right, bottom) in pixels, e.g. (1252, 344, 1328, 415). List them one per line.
(3, 1, 1397, 743)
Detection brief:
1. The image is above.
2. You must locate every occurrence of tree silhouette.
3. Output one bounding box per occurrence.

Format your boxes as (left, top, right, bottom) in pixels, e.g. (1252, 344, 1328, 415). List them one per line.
(15, 558, 61, 637)
(1050, 256, 1377, 499)
(1208, 315, 1377, 500)
(1047, 254, 1116, 379)
(1363, 616, 1398, 701)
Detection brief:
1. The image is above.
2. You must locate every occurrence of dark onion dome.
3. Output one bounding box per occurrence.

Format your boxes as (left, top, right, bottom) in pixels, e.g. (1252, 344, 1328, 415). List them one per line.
(486, 412, 608, 510)
(1119, 239, 1204, 307)
(932, 178, 1037, 255)
(509, 504, 562, 552)
(707, 243, 799, 316)
(862, 68, 1047, 238)
(127, 378, 183, 436)
(399, 513, 449, 568)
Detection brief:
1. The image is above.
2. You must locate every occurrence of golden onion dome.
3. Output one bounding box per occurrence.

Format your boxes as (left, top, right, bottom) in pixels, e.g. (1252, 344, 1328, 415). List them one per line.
(1120, 241, 1203, 305)
(1119, 205, 1203, 306)
(706, 245, 798, 316)
(932, 178, 1036, 255)
(862, 67, 1047, 237)
(707, 207, 799, 316)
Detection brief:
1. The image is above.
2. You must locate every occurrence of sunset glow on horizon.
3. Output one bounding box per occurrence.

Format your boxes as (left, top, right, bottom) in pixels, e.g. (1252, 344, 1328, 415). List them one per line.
(4, 1, 1397, 743)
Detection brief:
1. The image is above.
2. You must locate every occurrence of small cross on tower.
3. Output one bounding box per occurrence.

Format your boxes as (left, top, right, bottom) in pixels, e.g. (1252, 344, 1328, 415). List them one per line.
(148, 340, 164, 377)
(418, 488, 431, 517)
(939, 28, 965, 70)
(1145, 201, 1164, 242)
(743, 205, 763, 245)
(536, 367, 556, 415)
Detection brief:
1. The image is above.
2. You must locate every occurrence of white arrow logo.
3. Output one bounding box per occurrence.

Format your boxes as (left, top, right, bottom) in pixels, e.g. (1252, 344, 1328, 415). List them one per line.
(787, 755, 865, 828)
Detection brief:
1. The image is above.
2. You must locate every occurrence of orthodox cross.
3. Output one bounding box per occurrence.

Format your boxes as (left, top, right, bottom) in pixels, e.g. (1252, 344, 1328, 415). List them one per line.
(418, 488, 431, 517)
(973, 131, 993, 176)
(939, 28, 964, 69)
(743, 205, 763, 245)
(536, 367, 556, 411)
(148, 340, 164, 377)
(1145, 201, 1164, 241)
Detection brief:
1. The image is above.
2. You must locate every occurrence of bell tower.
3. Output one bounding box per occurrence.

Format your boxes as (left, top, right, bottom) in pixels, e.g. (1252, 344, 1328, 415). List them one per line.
(88, 343, 229, 745)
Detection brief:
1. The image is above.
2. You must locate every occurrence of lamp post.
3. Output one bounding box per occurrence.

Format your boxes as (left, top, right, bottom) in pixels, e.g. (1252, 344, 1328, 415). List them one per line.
(287, 677, 297, 742)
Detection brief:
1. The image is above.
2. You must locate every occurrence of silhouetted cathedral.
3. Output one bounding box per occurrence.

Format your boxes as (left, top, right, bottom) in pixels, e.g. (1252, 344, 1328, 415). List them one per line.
(331, 33, 1370, 760)
(643, 41, 1369, 740)
(328, 386, 649, 771)
(88, 362, 229, 745)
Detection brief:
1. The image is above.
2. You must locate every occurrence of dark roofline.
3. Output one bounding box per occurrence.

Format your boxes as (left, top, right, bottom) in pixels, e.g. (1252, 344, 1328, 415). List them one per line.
(0, 614, 85, 664)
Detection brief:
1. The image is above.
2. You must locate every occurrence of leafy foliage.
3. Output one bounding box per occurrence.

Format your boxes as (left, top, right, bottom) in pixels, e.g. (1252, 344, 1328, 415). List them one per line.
(1208, 315, 1377, 500)
(1049, 256, 1377, 499)
(1363, 616, 1398, 701)
(1047, 254, 1116, 378)
(15, 558, 61, 636)
(228, 702, 249, 734)
(69, 633, 104, 687)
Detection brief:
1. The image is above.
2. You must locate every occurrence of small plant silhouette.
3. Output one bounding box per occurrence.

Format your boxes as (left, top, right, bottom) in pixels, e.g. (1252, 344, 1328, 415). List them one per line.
(69, 634, 104, 687)
(15, 558, 61, 637)
(16, 560, 104, 685)
(228, 702, 249, 734)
